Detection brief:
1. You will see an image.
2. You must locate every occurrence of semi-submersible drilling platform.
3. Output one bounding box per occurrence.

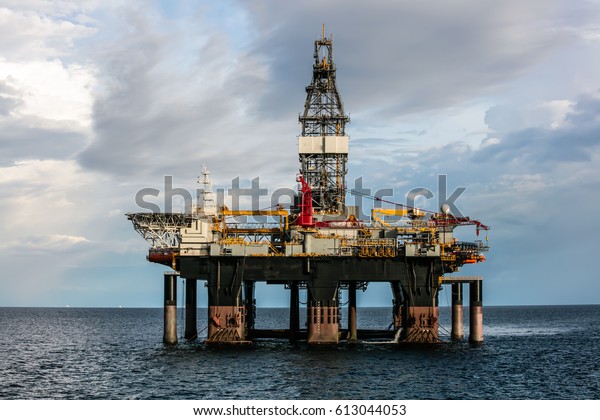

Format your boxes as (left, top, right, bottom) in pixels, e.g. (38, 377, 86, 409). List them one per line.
(127, 30, 489, 345)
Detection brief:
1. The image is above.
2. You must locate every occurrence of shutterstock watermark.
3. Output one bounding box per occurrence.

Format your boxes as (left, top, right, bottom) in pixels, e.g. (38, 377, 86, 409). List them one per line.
(134, 174, 467, 221)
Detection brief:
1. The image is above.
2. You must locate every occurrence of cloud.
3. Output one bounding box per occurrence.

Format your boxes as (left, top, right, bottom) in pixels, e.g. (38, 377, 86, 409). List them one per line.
(0, 4, 98, 170)
(0, 6, 96, 60)
(0, 0, 100, 16)
(565, 91, 600, 124)
(484, 105, 525, 134)
(475, 92, 600, 166)
(0, 59, 96, 127)
(0, 234, 90, 254)
(0, 160, 94, 232)
(77, 3, 285, 181)
(0, 80, 23, 114)
(74, 0, 597, 189)
(0, 121, 86, 164)
(244, 0, 574, 120)
(77, 0, 581, 182)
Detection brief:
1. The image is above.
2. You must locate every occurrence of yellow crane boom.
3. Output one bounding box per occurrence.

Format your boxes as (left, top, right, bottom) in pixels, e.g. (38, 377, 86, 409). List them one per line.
(371, 208, 425, 227)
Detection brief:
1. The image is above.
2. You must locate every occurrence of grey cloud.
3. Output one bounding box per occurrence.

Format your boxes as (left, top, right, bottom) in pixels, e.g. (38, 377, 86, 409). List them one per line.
(565, 92, 600, 124)
(0, 96, 18, 115)
(0, 81, 84, 165)
(78, 6, 280, 180)
(0, 6, 96, 60)
(474, 126, 596, 164)
(0, 81, 22, 115)
(351, 137, 411, 147)
(242, 0, 575, 119)
(476, 95, 600, 165)
(78, 0, 586, 182)
(0, 120, 85, 165)
(484, 105, 524, 134)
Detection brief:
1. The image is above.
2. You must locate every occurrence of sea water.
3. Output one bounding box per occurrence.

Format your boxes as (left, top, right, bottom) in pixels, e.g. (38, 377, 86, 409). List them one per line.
(0, 306, 598, 399)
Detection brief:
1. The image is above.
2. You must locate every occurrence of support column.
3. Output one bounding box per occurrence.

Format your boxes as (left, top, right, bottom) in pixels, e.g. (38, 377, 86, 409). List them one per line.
(307, 280, 339, 344)
(289, 282, 300, 343)
(400, 260, 441, 343)
(391, 282, 402, 330)
(207, 259, 248, 344)
(451, 283, 464, 341)
(244, 280, 255, 340)
(403, 305, 439, 343)
(184, 279, 197, 340)
(163, 272, 178, 345)
(469, 280, 483, 343)
(347, 282, 357, 342)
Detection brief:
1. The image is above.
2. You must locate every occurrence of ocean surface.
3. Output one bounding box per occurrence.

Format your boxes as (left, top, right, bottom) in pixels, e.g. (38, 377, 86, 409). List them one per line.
(1, 305, 598, 400)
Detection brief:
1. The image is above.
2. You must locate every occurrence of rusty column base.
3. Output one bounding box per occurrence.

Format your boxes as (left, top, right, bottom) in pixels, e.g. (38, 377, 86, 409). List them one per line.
(452, 304, 464, 340)
(469, 306, 483, 343)
(163, 273, 178, 345)
(207, 305, 249, 344)
(403, 306, 439, 343)
(164, 305, 178, 345)
(451, 282, 464, 341)
(307, 304, 339, 344)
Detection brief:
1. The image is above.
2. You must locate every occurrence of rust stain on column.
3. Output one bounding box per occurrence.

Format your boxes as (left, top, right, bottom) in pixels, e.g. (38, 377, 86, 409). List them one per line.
(207, 305, 247, 343)
(307, 303, 339, 344)
(404, 305, 439, 343)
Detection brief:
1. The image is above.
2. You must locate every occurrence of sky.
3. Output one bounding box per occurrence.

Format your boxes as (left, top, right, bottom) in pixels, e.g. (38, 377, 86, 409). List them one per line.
(1, 0, 599, 308)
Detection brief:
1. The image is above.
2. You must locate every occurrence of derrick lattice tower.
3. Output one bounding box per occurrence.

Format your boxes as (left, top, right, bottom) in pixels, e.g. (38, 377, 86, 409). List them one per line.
(298, 25, 350, 214)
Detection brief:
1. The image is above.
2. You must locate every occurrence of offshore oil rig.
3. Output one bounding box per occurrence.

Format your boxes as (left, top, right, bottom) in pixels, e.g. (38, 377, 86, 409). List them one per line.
(127, 28, 489, 345)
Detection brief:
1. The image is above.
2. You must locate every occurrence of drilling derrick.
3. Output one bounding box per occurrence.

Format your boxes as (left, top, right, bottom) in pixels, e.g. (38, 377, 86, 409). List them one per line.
(298, 26, 350, 214)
